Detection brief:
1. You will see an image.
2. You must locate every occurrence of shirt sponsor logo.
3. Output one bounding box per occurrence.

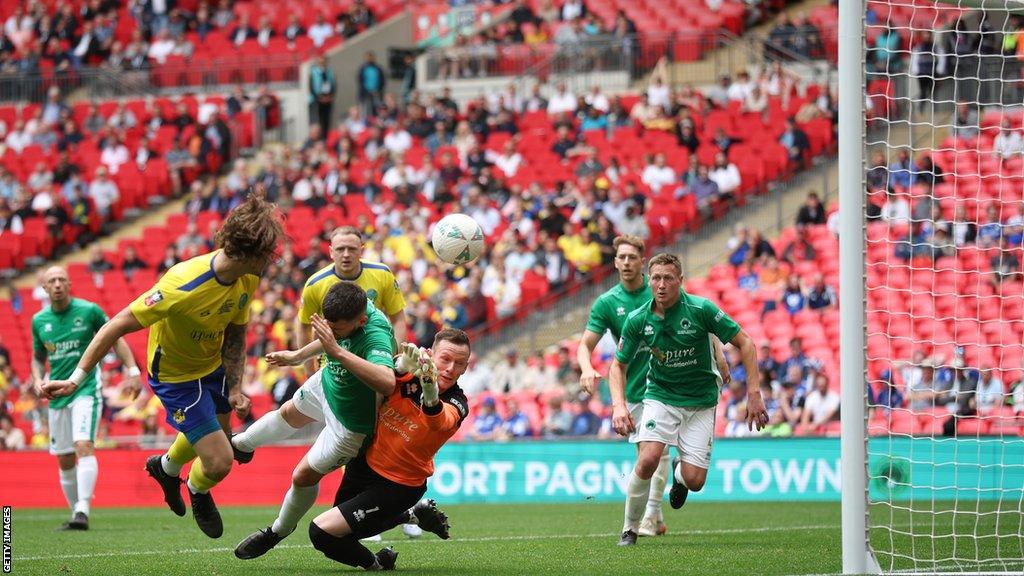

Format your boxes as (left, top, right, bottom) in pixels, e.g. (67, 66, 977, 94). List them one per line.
(218, 300, 234, 314)
(144, 290, 163, 306)
(369, 349, 391, 358)
(189, 329, 223, 342)
(714, 310, 725, 322)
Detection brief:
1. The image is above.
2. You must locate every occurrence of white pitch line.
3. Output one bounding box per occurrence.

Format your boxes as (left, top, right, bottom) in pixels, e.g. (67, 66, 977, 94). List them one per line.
(12, 523, 840, 562)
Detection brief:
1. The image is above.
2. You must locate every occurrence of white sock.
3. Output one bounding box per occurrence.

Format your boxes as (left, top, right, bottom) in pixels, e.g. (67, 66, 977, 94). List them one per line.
(59, 467, 78, 512)
(186, 479, 208, 495)
(645, 451, 670, 522)
(75, 456, 98, 515)
(271, 483, 319, 537)
(673, 460, 688, 486)
(233, 411, 297, 452)
(161, 454, 183, 477)
(622, 471, 651, 533)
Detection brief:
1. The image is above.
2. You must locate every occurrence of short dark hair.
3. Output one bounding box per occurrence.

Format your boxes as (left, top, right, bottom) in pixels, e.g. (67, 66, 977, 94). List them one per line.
(322, 282, 368, 322)
(216, 190, 284, 261)
(434, 328, 471, 352)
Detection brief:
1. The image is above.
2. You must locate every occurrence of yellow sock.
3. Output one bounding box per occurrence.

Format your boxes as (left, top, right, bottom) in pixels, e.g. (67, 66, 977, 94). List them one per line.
(187, 458, 220, 493)
(167, 433, 197, 466)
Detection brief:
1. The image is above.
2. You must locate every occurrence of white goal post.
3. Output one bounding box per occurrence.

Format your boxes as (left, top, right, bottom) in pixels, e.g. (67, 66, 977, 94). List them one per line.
(841, 0, 1024, 574)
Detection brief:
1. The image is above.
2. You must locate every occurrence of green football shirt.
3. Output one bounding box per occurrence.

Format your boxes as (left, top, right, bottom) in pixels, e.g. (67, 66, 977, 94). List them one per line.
(615, 290, 740, 408)
(320, 301, 396, 434)
(585, 278, 652, 404)
(31, 298, 109, 409)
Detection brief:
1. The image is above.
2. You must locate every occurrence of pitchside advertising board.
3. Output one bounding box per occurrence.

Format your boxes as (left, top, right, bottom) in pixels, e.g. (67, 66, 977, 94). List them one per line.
(424, 438, 1024, 504)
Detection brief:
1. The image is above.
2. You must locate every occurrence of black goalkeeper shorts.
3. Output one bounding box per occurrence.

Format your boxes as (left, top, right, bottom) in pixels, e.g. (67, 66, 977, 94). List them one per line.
(333, 456, 427, 538)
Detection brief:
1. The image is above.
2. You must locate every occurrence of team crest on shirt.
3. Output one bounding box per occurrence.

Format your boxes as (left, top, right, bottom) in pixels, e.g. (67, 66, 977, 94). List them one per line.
(238, 294, 248, 309)
(678, 318, 696, 336)
(144, 290, 164, 306)
(366, 288, 378, 302)
(172, 409, 186, 424)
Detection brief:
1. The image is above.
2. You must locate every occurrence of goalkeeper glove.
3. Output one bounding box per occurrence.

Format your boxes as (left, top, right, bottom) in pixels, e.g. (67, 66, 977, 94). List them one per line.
(417, 347, 440, 407)
(395, 342, 420, 374)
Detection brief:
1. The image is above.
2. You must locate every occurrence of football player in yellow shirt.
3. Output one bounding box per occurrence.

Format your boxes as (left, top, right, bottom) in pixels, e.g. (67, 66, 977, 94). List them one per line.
(296, 225, 407, 369)
(44, 193, 283, 539)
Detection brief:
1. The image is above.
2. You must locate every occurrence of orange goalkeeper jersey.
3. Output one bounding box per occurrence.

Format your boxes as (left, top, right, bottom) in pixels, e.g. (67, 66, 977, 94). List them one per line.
(366, 371, 470, 487)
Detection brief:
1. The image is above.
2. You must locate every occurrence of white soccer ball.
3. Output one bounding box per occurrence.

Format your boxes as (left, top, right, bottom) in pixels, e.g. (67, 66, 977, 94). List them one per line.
(431, 213, 485, 265)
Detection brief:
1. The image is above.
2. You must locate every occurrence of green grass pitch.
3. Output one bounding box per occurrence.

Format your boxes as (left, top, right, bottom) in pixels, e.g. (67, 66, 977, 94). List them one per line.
(8, 501, 1021, 575)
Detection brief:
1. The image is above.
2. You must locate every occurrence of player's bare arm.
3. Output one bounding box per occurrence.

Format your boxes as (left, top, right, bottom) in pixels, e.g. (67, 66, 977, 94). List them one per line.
(30, 347, 47, 395)
(730, 329, 767, 431)
(311, 314, 395, 395)
(577, 330, 603, 395)
(41, 307, 144, 399)
(113, 336, 142, 400)
(222, 322, 251, 419)
(608, 357, 634, 436)
(713, 338, 730, 386)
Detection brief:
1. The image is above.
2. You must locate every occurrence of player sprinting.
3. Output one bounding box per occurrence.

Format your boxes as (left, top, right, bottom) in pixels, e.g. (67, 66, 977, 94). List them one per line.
(43, 193, 283, 539)
(232, 281, 396, 558)
(577, 237, 728, 537)
(30, 266, 142, 531)
(609, 253, 767, 546)
(309, 328, 472, 571)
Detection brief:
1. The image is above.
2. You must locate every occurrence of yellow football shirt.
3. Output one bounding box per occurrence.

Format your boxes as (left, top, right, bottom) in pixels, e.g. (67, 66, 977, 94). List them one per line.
(129, 251, 258, 383)
(298, 260, 406, 324)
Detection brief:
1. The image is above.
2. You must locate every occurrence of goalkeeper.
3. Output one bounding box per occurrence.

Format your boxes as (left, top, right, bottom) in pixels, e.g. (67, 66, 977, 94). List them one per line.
(308, 328, 472, 571)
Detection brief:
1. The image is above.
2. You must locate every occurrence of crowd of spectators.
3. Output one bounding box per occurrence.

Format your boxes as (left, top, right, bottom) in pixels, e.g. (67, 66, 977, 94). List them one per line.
(0, 85, 276, 263)
(0, 0, 379, 78)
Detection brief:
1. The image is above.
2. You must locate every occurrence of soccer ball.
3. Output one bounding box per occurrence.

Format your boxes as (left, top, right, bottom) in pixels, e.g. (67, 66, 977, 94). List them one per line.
(431, 214, 485, 265)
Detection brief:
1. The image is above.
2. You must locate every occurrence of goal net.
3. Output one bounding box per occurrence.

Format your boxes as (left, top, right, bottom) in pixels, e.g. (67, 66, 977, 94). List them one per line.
(847, 0, 1024, 573)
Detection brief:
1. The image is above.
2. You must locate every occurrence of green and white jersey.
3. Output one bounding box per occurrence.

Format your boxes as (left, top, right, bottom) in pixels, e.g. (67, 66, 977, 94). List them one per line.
(321, 301, 396, 434)
(31, 298, 108, 409)
(615, 290, 740, 408)
(585, 278, 652, 404)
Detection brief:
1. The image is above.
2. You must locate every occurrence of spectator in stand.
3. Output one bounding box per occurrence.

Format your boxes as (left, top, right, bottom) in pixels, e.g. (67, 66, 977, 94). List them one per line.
(99, 133, 129, 174)
(617, 202, 650, 240)
(500, 398, 533, 439)
(779, 117, 810, 167)
(949, 203, 977, 247)
(571, 394, 602, 436)
(806, 274, 836, 311)
(727, 71, 754, 102)
(468, 397, 502, 440)
(766, 14, 796, 59)
(687, 165, 720, 219)
(676, 123, 700, 153)
(742, 85, 768, 115)
(977, 203, 1003, 248)
(905, 358, 949, 411)
(781, 224, 816, 263)
(881, 188, 910, 225)
(283, 14, 304, 43)
(711, 127, 735, 155)
(541, 393, 573, 437)
(538, 236, 571, 291)
(790, 13, 823, 59)
(307, 13, 334, 47)
(156, 245, 179, 273)
(951, 103, 980, 141)
(799, 373, 839, 434)
(975, 366, 1004, 415)
(641, 153, 676, 195)
(547, 82, 577, 116)
(888, 148, 915, 189)
(120, 245, 147, 280)
(989, 238, 1021, 287)
(87, 166, 119, 220)
(796, 191, 827, 225)
(993, 118, 1023, 161)
(780, 275, 805, 315)
(0, 415, 25, 450)
(708, 151, 740, 201)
